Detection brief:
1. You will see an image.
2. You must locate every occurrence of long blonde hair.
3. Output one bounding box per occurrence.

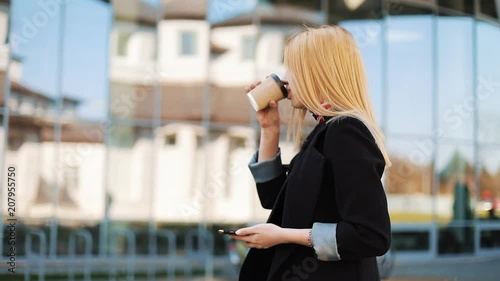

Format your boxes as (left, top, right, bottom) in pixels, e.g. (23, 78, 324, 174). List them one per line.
(284, 25, 391, 167)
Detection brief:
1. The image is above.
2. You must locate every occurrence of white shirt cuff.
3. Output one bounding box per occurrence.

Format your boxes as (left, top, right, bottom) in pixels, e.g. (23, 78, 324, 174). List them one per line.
(311, 222, 341, 261)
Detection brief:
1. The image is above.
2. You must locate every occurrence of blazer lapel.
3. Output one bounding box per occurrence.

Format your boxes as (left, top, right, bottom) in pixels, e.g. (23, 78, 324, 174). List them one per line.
(266, 125, 328, 281)
(266, 176, 289, 224)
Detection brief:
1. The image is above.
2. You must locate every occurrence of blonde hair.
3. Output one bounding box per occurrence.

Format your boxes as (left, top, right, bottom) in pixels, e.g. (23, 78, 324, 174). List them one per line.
(284, 25, 391, 167)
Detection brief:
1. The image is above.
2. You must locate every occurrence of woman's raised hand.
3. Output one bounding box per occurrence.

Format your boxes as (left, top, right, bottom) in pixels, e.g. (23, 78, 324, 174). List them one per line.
(245, 81, 280, 131)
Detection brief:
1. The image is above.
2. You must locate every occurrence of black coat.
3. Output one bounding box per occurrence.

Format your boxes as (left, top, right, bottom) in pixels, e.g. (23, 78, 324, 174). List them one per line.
(239, 117, 391, 281)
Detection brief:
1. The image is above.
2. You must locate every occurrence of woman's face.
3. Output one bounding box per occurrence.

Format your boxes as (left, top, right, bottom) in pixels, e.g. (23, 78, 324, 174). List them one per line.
(282, 71, 304, 109)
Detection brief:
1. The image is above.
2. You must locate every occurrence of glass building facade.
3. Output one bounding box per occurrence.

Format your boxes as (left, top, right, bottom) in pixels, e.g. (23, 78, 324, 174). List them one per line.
(320, 0, 500, 257)
(0, 0, 499, 279)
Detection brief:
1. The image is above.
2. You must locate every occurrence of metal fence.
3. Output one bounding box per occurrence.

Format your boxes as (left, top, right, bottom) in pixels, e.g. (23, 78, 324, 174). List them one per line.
(1, 219, 236, 281)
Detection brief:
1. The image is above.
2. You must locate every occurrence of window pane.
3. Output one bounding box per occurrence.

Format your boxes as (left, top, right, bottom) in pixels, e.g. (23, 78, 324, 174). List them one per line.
(155, 124, 204, 223)
(386, 16, 434, 137)
(116, 30, 132, 57)
(5, 117, 48, 218)
(392, 230, 431, 252)
(63, 1, 111, 122)
(340, 20, 384, 127)
(385, 138, 434, 223)
(180, 31, 197, 56)
(0, 0, 9, 116)
(480, 228, 500, 249)
(437, 144, 475, 255)
(438, 225, 474, 254)
(241, 35, 255, 60)
(6, 0, 111, 223)
(477, 22, 500, 145)
(107, 125, 153, 220)
(436, 144, 475, 223)
(437, 17, 474, 142)
(478, 147, 500, 220)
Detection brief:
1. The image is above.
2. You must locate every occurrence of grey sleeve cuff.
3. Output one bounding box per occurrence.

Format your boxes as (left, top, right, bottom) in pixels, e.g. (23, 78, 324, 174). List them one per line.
(248, 148, 283, 183)
(311, 222, 341, 261)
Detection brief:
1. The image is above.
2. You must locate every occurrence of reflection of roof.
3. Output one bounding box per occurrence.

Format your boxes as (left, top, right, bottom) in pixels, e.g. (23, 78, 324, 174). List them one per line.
(11, 81, 54, 102)
(112, 0, 160, 25)
(11, 81, 81, 105)
(62, 96, 81, 105)
(42, 121, 105, 143)
(111, 83, 253, 124)
(113, 0, 322, 26)
(0, 71, 80, 116)
(163, 0, 207, 19)
(213, 4, 323, 27)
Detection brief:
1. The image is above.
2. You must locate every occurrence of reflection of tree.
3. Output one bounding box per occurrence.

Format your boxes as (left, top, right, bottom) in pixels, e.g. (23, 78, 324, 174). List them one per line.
(386, 149, 500, 199)
(437, 149, 500, 200)
(385, 156, 433, 194)
(438, 150, 474, 195)
(436, 150, 475, 254)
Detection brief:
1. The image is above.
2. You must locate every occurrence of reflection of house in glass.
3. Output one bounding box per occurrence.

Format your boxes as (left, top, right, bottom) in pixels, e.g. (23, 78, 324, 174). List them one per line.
(105, 0, 324, 223)
(0, 0, 324, 223)
(0, 64, 96, 214)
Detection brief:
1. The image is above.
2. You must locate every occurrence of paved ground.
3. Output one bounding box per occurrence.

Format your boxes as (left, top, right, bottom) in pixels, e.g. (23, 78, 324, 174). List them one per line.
(202, 256, 500, 281)
(388, 256, 500, 281)
(7, 255, 500, 281)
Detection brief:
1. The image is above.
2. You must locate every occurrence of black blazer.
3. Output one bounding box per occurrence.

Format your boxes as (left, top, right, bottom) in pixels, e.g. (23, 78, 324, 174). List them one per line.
(239, 117, 391, 281)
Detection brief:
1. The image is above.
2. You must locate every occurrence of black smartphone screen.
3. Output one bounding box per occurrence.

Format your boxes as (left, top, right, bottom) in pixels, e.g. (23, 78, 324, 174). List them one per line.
(218, 229, 237, 235)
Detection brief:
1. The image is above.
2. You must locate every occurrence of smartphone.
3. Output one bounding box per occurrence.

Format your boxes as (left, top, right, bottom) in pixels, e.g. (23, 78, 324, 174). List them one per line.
(218, 229, 237, 235)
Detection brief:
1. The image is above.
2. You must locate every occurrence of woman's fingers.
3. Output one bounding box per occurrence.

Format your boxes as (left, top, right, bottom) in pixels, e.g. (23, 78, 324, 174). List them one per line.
(230, 234, 252, 242)
(245, 242, 258, 248)
(269, 100, 278, 108)
(244, 82, 262, 94)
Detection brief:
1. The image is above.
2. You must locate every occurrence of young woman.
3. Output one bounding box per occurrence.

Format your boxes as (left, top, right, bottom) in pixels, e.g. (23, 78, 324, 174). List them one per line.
(231, 25, 392, 281)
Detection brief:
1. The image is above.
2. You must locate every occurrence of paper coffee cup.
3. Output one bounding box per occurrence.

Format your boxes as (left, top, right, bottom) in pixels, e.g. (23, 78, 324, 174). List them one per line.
(247, 74, 288, 111)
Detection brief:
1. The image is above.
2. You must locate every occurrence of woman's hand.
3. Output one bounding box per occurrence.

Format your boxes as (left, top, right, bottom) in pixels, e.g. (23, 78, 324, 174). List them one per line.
(230, 223, 285, 249)
(245, 82, 280, 131)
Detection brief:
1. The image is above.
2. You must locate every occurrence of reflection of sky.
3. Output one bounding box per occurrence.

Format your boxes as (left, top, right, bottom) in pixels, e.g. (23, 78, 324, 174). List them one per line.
(11, 0, 111, 120)
(477, 22, 500, 145)
(343, 16, 476, 139)
(385, 16, 434, 137)
(341, 16, 500, 172)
